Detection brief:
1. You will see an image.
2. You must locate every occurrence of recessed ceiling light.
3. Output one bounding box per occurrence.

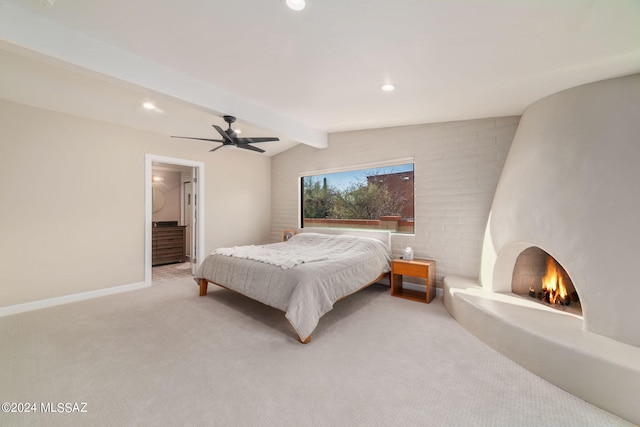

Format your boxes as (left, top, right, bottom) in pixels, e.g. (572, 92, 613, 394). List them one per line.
(381, 84, 395, 92)
(286, 0, 306, 11)
(142, 102, 163, 113)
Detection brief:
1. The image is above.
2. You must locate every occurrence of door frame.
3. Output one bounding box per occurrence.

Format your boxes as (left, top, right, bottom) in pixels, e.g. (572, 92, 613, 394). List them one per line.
(145, 154, 205, 285)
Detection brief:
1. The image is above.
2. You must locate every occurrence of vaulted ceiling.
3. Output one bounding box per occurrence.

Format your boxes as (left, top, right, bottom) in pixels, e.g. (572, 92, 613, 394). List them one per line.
(1, 0, 639, 155)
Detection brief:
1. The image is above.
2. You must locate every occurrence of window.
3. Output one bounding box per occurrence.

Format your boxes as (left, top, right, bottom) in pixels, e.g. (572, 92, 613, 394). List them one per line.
(301, 163, 414, 234)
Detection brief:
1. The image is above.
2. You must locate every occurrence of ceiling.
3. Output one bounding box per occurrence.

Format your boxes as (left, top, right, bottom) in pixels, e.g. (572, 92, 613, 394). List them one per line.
(1, 0, 639, 156)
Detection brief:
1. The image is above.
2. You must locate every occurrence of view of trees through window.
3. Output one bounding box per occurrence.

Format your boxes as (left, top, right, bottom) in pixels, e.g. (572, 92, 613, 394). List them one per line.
(301, 163, 414, 234)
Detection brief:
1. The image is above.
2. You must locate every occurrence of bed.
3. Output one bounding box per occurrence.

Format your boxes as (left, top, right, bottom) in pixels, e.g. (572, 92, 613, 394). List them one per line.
(195, 229, 392, 343)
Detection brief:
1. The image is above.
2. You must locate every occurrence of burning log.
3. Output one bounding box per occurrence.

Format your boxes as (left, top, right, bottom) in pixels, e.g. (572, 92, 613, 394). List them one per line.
(523, 253, 580, 312)
(541, 256, 570, 305)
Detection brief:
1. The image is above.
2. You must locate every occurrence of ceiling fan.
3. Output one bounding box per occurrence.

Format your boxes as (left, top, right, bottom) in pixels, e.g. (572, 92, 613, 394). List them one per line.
(171, 115, 279, 153)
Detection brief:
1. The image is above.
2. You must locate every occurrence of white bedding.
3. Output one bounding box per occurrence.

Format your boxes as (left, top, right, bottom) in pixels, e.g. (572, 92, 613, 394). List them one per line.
(213, 239, 329, 269)
(195, 232, 392, 341)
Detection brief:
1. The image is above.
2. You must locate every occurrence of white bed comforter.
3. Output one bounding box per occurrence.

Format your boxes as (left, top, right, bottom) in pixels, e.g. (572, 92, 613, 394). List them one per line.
(213, 240, 329, 269)
(195, 232, 392, 341)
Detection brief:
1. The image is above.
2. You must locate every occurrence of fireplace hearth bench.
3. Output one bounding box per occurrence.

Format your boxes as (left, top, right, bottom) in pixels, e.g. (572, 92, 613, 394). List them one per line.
(443, 275, 640, 425)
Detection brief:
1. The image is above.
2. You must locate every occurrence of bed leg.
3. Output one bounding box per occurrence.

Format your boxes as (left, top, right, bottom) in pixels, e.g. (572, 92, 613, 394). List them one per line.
(298, 335, 311, 344)
(199, 278, 209, 296)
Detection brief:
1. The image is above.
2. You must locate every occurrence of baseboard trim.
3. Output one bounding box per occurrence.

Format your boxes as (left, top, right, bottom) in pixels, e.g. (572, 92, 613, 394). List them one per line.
(0, 281, 150, 317)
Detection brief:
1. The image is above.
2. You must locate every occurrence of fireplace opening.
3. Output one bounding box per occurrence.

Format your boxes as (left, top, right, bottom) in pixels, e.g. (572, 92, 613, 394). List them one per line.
(511, 247, 582, 316)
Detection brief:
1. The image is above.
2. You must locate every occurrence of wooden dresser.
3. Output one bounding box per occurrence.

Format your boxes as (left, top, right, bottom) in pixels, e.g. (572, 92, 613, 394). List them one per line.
(152, 224, 187, 266)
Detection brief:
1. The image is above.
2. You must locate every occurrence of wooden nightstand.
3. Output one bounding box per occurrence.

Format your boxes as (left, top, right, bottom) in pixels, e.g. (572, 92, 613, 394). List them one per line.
(390, 258, 436, 303)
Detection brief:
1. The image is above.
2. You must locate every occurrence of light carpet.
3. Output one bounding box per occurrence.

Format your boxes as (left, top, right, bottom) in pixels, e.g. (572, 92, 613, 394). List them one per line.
(0, 276, 633, 427)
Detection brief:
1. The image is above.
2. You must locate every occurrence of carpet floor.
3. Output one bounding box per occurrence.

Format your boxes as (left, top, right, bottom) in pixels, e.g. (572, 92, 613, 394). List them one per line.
(0, 271, 633, 426)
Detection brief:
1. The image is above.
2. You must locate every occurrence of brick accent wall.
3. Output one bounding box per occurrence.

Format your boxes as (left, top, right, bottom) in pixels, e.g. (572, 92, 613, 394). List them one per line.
(271, 116, 519, 286)
(511, 246, 548, 294)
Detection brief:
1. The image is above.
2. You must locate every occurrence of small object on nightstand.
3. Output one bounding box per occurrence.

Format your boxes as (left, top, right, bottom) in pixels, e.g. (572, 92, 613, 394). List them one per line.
(391, 258, 436, 303)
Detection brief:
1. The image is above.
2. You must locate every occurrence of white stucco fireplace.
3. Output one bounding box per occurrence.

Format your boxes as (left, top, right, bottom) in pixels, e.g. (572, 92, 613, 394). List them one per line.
(444, 73, 640, 424)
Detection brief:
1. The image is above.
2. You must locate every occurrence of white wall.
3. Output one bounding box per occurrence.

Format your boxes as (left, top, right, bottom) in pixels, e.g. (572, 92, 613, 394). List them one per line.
(271, 117, 519, 284)
(0, 99, 271, 308)
(481, 73, 640, 347)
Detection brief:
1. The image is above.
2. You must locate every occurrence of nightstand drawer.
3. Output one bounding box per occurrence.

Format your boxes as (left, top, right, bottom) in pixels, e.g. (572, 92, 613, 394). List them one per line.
(393, 261, 428, 277)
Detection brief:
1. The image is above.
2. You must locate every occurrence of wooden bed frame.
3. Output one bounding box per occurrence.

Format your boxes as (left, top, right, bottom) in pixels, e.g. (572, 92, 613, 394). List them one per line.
(199, 271, 389, 344)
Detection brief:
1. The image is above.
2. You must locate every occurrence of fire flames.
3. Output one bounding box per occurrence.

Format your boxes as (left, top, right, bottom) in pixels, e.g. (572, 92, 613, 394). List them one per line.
(541, 256, 569, 305)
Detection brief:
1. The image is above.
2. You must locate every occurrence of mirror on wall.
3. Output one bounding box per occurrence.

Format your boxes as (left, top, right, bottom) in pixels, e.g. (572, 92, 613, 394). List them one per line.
(152, 187, 165, 213)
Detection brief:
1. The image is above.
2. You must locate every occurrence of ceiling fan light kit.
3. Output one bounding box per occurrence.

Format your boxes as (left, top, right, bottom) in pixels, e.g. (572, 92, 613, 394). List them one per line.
(171, 115, 279, 154)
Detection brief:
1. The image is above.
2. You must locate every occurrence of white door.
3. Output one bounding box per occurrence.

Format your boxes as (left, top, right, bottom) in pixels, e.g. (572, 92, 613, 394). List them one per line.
(190, 168, 198, 275)
(183, 180, 193, 259)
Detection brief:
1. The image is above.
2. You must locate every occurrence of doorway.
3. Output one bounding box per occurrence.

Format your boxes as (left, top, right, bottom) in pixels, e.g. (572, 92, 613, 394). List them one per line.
(145, 154, 205, 285)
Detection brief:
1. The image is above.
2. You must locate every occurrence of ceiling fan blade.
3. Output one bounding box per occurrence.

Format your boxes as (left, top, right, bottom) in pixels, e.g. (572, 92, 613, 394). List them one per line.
(233, 137, 280, 144)
(212, 125, 234, 143)
(171, 136, 225, 143)
(237, 143, 265, 153)
(172, 116, 270, 155)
